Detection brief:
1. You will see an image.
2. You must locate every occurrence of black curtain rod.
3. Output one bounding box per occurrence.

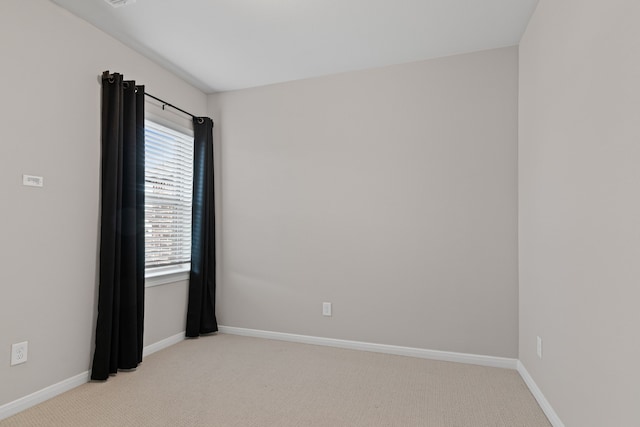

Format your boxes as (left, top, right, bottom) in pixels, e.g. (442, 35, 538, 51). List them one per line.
(102, 71, 203, 122)
(144, 92, 200, 121)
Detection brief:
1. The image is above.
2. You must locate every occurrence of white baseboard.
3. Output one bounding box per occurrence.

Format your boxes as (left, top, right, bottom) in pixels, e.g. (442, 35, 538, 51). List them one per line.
(517, 361, 565, 427)
(218, 325, 518, 370)
(0, 332, 185, 421)
(142, 331, 185, 357)
(0, 370, 90, 421)
(227, 327, 563, 424)
(3, 330, 564, 426)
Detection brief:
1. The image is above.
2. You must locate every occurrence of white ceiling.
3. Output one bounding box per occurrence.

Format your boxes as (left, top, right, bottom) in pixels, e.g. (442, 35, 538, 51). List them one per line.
(51, 0, 538, 93)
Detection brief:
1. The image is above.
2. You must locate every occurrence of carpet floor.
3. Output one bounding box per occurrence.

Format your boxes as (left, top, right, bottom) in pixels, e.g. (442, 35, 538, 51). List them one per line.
(1, 334, 551, 426)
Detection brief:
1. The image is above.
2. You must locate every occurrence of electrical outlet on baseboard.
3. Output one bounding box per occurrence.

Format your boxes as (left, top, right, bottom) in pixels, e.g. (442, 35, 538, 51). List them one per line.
(322, 302, 332, 317)
(536, 336, 543, 359)
(11, 341, 28, 366)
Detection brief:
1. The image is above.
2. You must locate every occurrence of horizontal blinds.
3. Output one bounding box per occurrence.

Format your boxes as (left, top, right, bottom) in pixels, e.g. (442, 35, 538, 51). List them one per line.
(144, 120, 193, 268)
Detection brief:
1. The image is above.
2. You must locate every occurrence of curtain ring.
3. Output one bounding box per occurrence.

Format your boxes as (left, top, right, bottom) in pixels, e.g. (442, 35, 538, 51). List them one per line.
(123, 82, 129, 89)
(197, 117, 205, 124)
(108, 77, 114, 83)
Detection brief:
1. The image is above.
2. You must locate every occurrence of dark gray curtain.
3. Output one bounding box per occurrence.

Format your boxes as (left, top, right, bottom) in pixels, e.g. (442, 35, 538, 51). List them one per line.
(186, 117, 218, 337)
(91, 71, 145, 380)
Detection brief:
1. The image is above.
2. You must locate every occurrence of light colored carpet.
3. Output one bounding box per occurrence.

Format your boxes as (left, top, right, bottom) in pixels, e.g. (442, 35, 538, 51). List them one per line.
(1, 334, 551, 427)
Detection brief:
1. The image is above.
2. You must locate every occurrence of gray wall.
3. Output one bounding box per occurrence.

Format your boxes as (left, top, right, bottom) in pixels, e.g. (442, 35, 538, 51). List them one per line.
(0, 0, 204, 407)
(209, 46, 519, 358)
(519, 0, 640, 425)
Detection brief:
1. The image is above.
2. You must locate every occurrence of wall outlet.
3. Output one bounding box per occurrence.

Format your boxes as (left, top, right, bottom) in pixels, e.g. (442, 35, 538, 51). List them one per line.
(322, 302, 332, 317)
(536, 336, 543, 359)
(11, 341, 28, 366)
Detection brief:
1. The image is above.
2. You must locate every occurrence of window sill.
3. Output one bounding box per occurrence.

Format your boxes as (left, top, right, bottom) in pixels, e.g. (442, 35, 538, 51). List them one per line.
(145, 265, 190, 288)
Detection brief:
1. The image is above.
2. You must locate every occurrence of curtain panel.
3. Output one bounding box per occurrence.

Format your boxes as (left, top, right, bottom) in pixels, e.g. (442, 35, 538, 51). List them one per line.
(91, 71, 145, 380)
(186, 117, 218, 337)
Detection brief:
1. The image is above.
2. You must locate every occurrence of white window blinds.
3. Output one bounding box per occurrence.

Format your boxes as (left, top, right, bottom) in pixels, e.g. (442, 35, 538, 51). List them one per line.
(144, 120, 193, 269)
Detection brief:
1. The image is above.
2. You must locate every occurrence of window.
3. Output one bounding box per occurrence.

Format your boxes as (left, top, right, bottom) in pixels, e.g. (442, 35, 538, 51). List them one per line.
(144, 120, 193, 286)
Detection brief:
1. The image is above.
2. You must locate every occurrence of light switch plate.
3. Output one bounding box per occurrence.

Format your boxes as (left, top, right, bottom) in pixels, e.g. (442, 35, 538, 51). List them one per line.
(23, 175, 44, 187)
